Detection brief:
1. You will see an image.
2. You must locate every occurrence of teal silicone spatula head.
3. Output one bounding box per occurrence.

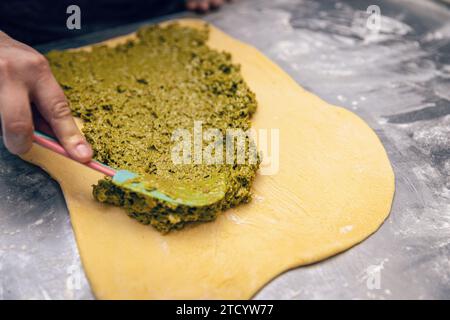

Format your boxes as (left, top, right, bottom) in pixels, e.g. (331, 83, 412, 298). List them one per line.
(112, 170, 227, 207)
(33, 130, 226, 208)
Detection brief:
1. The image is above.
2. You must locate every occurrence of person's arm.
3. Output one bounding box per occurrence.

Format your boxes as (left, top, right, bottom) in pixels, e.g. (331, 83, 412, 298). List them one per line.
(0, 31, 92, 162)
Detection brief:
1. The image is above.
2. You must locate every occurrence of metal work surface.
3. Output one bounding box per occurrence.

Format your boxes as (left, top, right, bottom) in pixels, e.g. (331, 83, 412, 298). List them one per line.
(1, 0, 449, 299)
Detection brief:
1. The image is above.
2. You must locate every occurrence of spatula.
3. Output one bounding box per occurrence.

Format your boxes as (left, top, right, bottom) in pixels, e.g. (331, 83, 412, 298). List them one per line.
(32, 130, 226, 207)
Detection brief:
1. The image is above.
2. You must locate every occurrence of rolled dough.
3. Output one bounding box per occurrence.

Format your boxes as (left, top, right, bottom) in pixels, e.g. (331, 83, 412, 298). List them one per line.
(22, 19, 394, 299)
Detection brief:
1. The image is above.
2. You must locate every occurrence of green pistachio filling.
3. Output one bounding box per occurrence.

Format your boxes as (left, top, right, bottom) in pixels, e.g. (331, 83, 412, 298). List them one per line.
(46, 23, 259, 232)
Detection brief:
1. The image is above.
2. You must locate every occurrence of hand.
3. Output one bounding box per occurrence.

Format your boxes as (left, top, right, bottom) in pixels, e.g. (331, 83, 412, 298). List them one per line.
(186, 0, 232, 12)
(0, 31, 92, 162)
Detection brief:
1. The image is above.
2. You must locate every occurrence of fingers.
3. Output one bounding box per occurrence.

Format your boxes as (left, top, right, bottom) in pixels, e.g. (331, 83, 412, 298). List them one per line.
(187, 0, 226, 12)
(186, 0, 197, 11)
(188, 0, 209, 12)
(198, 0, 210, 11)
(210, 0, 225, 9)
(0, 83, 33, 154)
(31, 64, 93, 163)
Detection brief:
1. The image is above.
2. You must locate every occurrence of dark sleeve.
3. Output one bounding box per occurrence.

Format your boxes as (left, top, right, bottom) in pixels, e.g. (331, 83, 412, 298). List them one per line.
(0, 0, 184, 45)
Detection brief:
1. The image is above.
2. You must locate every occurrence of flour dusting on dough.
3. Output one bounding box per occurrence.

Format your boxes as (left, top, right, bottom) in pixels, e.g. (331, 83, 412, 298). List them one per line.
(340, 225, 354, 234)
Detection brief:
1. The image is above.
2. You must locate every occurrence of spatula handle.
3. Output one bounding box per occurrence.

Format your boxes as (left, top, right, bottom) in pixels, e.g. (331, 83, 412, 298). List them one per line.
(32, 130, 116, 177)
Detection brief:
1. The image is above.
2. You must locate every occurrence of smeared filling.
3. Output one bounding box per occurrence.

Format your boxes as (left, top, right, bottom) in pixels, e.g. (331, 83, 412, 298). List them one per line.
(46, 23, 259, 232)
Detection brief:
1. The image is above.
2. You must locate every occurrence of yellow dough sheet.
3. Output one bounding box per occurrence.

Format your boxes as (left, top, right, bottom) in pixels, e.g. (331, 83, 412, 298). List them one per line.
(22, 19, 395, 299)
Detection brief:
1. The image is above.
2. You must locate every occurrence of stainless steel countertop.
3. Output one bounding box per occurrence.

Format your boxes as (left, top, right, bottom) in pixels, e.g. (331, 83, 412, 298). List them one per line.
(1, 0, 449, 299)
